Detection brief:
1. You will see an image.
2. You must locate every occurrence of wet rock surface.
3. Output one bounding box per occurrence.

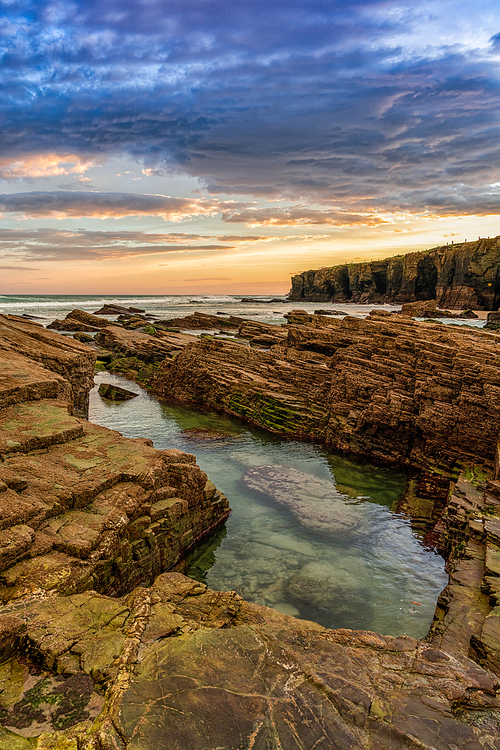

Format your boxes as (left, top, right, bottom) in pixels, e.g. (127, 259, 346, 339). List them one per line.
(0, 571, 499, 749)
(0, 314, 229, 603)
(97, 383, 138, 400)
(2, 313, 500, 747)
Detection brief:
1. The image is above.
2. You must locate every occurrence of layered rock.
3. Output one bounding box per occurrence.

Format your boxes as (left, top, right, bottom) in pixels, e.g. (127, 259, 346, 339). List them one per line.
(155, 313, 500, 478)
(1, 570, 500, 749)
(0, 313, 95, 418)
(289, 235, 500, 309)
(2, 315, 500, 747)
(48, 309, 110, 332)
(0, 315, 230, 604)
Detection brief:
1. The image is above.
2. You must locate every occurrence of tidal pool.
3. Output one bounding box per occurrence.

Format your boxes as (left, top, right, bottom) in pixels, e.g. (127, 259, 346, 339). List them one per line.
(90, 372, 448, 639)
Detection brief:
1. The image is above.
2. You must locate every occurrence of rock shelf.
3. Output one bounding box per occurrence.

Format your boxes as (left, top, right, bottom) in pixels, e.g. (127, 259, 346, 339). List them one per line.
(2, 312, 500, 747)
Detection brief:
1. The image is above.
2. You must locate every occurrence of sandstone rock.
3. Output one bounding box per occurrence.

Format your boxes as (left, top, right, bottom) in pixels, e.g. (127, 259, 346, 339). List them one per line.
(97, 383, 138, 400)
(289, 235, 500, 309)
(0, 572, 499, 749)
(159, 311, 244, 329)
(96, 325, 196, 364)
(0, 317, 230, 605)
(73, 332, 94, 343)
(93, 304, 145, 315)
(401, 300, 479, 319)
(48, 309, 110, 332)
(2, 316, 500, 747)
(155, 314, 500, 477)
(0, 314, 95, 418)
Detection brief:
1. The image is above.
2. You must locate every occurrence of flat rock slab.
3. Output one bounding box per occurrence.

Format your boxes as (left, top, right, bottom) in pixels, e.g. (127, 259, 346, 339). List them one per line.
(0, 400, 84, 454)
(242, 464, 368, 537)
(2, 573, 499, 750)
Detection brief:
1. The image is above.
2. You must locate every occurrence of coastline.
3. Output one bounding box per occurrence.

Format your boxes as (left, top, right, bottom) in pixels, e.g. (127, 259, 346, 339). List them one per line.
(1, 308, 500, 747)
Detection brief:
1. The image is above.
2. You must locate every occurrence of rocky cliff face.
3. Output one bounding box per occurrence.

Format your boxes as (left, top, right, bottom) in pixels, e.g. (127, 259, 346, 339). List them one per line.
(289, 235, 500, 309)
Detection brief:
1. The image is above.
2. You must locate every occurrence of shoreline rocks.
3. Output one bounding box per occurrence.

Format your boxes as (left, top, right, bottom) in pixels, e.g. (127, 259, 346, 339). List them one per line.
(2, 313, 500, 746)
(153, 312, 500, 482)
(0, 314, 230, 605)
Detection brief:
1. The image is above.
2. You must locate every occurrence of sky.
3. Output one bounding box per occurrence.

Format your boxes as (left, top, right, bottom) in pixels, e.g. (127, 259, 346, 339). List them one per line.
(1, 0, 500, 294)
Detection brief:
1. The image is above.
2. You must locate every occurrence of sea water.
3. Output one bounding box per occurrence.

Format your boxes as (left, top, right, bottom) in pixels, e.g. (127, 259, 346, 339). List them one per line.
(0, 292, 486, 329)
(90, 371, 449, 639)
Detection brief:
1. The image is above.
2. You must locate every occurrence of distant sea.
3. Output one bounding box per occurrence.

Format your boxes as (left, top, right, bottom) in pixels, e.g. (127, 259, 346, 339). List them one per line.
(0, 293, 486, 328)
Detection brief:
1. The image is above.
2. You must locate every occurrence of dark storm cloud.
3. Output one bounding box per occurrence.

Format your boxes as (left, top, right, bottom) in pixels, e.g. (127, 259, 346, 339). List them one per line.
(0, 0, 499, 215)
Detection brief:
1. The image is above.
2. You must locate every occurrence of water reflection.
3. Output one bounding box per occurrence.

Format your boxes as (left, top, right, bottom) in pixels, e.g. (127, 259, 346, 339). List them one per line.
(90, 372, 448, 638)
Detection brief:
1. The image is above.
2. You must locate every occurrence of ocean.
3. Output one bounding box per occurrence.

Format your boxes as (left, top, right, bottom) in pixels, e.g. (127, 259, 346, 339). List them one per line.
(0, 293, 486, 328)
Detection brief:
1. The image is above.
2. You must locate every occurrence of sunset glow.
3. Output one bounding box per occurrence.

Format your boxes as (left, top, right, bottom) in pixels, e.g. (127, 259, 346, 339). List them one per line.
(1, 0, 500, 293)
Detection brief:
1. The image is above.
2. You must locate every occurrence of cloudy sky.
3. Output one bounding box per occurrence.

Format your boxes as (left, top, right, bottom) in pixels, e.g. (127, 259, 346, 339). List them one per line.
(1, 0, 500, 294)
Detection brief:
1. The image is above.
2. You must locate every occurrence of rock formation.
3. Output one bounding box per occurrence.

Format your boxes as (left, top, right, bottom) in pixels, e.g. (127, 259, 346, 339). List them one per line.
(3, 313, 500, 747)
(289, 235, 500, 309)
(154, 312, 500, 483)
(0, 313, 229, 603)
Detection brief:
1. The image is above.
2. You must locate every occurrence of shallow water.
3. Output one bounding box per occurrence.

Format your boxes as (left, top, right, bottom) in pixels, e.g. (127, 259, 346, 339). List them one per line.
(90, 372, 448, 639)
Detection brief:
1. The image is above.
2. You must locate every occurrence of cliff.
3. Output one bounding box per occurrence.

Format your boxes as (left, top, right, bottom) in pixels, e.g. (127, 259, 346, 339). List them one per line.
(289, 235, 500, 309)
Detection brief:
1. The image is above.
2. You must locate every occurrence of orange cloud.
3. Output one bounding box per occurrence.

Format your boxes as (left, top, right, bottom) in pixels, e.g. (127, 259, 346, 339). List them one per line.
(221, 206, 389, 227)
(0, 154, 101, 180)
(0, 191, 222, 220)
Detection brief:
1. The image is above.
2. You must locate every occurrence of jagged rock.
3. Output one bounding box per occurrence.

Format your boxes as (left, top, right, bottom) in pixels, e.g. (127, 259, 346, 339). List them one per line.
(314, 308, 347, 315)
(96, 325, 196, 365)
(0, 314, 95, 418)
(73, 332, 95, 343)
(160, 311, 245, 329)
(155, 314, 500, 478)
(237, 319, 288, 346)
(98, 383, 138, 400)
(48, 309, 111, 332)
(401, 300, 479, 319)
(289, 236, 500, 309)
(93, 304, 145, 315)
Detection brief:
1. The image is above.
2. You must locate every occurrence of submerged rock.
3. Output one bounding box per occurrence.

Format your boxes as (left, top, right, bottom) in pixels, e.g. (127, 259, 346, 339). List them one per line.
(286, 560, 368, 625)
(179, 427, 236, 441)
(243, 464, 367, 537)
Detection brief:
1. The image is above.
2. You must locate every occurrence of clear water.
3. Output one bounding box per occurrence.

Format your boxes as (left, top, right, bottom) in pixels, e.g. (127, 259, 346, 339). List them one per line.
(90, 372, 448, 639)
